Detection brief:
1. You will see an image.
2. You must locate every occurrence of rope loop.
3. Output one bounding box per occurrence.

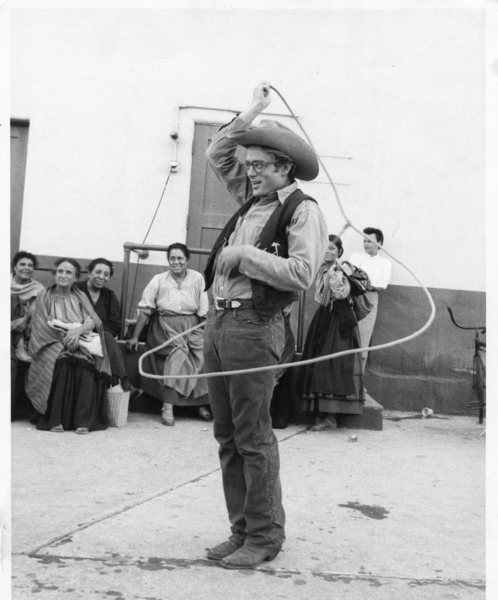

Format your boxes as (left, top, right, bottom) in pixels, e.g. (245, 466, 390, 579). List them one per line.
(139, 85, 436, 382)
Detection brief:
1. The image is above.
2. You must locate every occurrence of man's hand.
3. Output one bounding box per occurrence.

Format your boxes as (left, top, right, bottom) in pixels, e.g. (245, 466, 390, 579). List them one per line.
(251, 80, 272, 111)
(240, 81, 272, 124)
(216, 246, 246, 279)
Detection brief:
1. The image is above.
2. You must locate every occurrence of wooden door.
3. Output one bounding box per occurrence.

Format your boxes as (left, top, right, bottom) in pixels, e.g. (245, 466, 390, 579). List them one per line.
(186, 122, 245, 272)
(10, 120, 30, 259)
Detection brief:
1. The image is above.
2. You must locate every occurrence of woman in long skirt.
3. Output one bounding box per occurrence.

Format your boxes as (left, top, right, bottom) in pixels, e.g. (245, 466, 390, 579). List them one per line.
(302, 235, 364, 431)
(27, 258, 111, 434)
(126, 243, 211, 426)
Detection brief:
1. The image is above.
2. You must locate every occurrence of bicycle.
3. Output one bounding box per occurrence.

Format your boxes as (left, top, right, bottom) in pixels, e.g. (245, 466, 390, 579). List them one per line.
(447, 307, 486, 424)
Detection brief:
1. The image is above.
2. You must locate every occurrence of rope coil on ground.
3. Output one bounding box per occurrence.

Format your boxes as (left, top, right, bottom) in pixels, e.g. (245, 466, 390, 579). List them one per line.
(139, 85, 436, 381)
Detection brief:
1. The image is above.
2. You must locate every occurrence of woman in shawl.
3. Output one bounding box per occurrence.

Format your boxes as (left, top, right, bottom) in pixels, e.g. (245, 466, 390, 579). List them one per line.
(11, 251, 45, 362)
(11, 251, 45, 418)
(125, 243, 211, 426)
(27, 258, 111, 434)
(301, 234, 364, 431)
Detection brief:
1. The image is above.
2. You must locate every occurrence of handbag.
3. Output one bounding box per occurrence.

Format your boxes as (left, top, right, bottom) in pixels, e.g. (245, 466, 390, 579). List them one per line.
(351, 293, 374, 321)
(336, 261, 374, 321)
(338, 261, 370, 296)
(47, 319, 104, 357)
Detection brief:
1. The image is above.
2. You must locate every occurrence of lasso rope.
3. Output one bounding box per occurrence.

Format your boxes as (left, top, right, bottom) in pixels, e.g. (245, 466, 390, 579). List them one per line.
(139, 86, 436, 381)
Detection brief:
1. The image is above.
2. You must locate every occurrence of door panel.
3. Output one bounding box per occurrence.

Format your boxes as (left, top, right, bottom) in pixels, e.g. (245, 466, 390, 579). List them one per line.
(187, 122, 245, 273)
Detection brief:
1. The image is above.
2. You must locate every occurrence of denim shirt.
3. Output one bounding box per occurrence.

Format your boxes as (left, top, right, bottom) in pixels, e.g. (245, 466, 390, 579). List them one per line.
(205, 116, 329, 300)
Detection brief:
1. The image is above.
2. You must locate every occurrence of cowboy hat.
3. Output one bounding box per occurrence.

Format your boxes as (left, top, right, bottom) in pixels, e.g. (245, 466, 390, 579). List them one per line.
(227, 119, 319, 181)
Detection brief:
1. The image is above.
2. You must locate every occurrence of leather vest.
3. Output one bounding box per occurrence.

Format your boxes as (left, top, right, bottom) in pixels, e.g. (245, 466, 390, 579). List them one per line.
(204, 188, 315, 319)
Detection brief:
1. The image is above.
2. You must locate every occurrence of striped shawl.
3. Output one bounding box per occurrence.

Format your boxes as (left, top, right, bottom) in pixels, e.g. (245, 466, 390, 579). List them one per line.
(27, 286, 111, 415)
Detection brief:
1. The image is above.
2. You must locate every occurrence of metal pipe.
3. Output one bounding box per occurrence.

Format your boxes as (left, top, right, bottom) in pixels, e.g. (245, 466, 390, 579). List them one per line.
(120, 242, 308, 354)
(120, 246, 132, 338)
(123, 242, 210, 255)
(178, 105, 297, 119)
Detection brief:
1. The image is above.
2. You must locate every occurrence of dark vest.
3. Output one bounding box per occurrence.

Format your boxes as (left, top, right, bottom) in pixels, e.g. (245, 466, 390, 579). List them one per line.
(204, 188, 315, 319)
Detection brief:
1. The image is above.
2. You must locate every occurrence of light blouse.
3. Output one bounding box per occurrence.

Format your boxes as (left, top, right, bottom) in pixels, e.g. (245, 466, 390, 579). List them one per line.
(47, 291, 93, 325)
(349, 252, 391, 290)
(137, 269, 208, 318)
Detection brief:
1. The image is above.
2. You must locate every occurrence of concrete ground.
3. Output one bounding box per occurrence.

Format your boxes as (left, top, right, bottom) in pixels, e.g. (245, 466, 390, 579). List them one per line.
(9, 409, 486, 600)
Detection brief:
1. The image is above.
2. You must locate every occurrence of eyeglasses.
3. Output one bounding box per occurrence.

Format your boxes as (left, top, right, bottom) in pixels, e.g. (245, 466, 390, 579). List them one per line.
(243, 160, 278, 174)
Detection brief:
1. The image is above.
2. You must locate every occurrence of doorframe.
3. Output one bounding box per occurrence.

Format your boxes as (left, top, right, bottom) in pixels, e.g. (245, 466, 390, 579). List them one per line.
(10, 118, 31, 259)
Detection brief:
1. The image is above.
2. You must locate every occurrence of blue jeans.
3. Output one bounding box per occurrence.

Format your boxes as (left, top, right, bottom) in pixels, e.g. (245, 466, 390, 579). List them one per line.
(204, 306, 286, 548)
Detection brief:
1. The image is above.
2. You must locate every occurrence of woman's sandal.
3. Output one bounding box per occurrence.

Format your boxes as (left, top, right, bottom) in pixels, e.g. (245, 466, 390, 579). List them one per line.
(75, 427, 90, 435)
(50, 424, 64, 432)
(161, 404, 175, 426)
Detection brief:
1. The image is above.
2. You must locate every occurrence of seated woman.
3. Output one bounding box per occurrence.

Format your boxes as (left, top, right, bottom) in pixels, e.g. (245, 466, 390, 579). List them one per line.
(26, 258, 111, 434)
(75, 257, 136, 394)
(301, 234, 364, 431)
(126, 243, 211, 426)
(11, 251, 45, 419)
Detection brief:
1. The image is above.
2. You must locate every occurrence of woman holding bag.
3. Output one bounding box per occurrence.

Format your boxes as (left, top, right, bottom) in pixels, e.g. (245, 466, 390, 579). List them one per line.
(301, 234, 364, 431)
(27, 258, 111, 434)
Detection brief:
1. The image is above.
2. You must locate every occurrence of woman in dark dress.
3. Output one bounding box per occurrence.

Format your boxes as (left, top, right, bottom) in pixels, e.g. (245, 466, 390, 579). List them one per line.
(302, 234, 364, 431)
(27, 258, 111, 434)
(75, 258, 133, 391)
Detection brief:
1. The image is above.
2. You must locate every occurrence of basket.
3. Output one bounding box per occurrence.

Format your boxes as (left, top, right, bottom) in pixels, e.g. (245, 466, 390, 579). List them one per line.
(106, 388, 130, 427)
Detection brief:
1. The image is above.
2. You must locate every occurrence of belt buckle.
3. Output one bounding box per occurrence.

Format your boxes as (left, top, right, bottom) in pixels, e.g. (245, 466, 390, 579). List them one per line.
(215, 297, 241, 310)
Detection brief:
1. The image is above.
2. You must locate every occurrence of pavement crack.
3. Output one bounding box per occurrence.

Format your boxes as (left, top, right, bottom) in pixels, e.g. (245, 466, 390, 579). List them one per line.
(23, 466, 221, 556)
(21, 430, 304, 557)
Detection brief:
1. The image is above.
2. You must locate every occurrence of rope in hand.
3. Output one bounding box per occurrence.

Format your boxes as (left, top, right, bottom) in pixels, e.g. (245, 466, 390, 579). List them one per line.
(139, 85, 436, 381)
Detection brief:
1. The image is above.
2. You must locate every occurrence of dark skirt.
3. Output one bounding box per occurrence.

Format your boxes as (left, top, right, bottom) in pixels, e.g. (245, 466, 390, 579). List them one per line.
(104, 330, 127, 385)
(36, 355, 109, 431)
(302, 301, 363, 415)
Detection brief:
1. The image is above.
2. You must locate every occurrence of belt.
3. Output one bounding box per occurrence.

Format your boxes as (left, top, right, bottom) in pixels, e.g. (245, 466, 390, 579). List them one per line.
(214, 297, 254, 311)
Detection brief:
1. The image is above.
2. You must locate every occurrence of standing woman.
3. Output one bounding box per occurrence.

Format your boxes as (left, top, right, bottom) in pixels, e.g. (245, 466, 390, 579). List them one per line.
(75, 258, 133, 391)
(302, 235, 364, 431)
(27, 258, 111, 433)
(126, 243, 211, 426)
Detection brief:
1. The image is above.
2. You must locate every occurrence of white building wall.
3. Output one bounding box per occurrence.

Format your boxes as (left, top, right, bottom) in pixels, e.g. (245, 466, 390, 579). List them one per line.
(11, 8, 485, 291)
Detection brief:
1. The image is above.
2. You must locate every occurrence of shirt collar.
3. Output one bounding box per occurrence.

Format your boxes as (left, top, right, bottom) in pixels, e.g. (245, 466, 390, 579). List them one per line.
(276, 181, 298, 205)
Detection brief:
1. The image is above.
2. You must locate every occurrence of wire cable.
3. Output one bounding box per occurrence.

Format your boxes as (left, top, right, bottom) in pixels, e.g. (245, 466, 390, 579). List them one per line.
(126, 167, 174, 319)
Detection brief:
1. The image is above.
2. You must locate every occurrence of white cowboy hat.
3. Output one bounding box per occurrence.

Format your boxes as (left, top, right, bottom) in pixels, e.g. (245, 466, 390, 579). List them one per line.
(228, 119, 319, 181)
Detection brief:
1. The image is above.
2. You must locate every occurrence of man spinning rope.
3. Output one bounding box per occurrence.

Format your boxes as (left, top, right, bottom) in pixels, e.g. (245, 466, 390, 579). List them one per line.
(203, 81, 328, 569)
